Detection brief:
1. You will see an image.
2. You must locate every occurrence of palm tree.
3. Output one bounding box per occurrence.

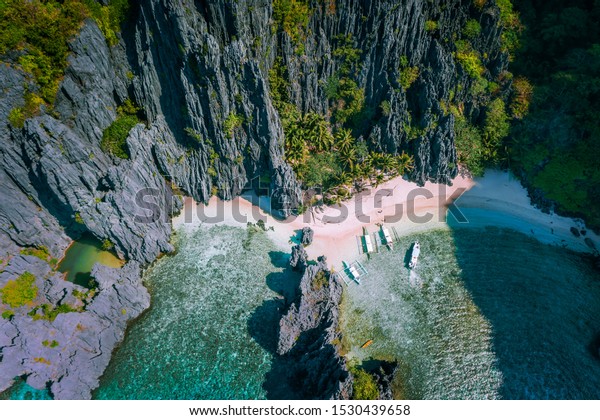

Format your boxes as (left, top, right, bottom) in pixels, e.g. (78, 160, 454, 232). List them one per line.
(395, 152, 414, 174)
(373, 173, 385, 187)
(314, 117, 334, 152)
(285, 135, 308, 166)
(339, 147, 357, 170)
(336, 171, 354, 187)
(335, 128, 354, 153)
(379, 154, 395, 173)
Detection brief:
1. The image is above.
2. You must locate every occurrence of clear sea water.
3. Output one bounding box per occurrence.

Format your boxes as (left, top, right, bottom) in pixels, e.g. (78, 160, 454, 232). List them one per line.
(4, 219, 599, 399)
(93, 226, 298, 399)
(0, 378, 52, 400)
(341, 227, 600, 399)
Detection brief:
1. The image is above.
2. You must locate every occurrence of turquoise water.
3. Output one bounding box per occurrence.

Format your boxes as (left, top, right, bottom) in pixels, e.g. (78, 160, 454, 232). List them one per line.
(94, 226, 297, 399)
(0, 378, 52, 400)
(341, 230, 503, 399)
(341, 227, 600, 399)
(5, 217, 599, 400)
(57, 234, 123, 288)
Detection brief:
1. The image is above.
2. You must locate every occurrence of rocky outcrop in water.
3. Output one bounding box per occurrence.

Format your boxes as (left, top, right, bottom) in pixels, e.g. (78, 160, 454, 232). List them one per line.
(274, 256, 352, 399)
(371, 361, 399, 400)
(289, 244, 308, 272)
(300, 227, 314, 246)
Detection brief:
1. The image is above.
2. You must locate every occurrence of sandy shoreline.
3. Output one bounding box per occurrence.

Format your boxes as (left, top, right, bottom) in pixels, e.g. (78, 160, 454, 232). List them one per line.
(172, 170, 599, 268)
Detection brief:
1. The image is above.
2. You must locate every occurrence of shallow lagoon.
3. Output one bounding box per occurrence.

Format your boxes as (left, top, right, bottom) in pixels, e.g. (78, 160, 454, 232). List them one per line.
(94, 226, 298, 399)
(341, 228, 600, 399)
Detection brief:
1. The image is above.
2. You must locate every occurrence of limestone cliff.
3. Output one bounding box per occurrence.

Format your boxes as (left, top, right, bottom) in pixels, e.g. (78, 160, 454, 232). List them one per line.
(275, 258, 352, 399)
(0, 0, 509, 399)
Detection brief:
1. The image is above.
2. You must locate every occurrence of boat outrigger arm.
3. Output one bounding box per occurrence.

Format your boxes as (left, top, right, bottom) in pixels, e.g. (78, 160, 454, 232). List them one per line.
(340, 260, 368, 285)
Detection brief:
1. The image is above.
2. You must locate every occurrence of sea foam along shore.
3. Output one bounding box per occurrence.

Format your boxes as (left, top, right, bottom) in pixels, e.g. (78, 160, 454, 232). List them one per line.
(172, 170, 599, 269)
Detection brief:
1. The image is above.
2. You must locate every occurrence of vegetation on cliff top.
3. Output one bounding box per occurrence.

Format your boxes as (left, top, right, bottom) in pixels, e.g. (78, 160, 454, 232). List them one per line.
(270, 66, 413, 204)
(272, 0, 310, 46)
(350, 366, 379, 400)
(1, 0, 130, 127)
(20, 245, 59, 267)
(100, 99, 141, 159)
(0, 271, 38, 308)
(269, 30, 413, 206)
(448, 0, 528, 177)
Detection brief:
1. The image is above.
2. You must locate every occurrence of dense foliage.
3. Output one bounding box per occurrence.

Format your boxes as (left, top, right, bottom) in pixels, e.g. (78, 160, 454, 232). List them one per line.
(350, 367, 379, 400)
(100, 99, 141, 159)
(20, 245, 58, 267)
(449, 1, 526, 176)
(30, 302, 79, 321)
(1, 0, 130, 126)
(268, 28, 413, 206)
(508, 0, 600, 229)
(272, 0, 310, 46)
(0, 272, 38, 308)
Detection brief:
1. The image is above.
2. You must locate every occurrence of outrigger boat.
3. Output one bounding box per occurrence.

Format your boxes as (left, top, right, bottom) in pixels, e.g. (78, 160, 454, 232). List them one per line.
(343, 260, 361, 284)
(408, 241, 420, 269)
(380, 226, 394, 250)
(362, 227, 374, 254)
(339, 260, 368, 286)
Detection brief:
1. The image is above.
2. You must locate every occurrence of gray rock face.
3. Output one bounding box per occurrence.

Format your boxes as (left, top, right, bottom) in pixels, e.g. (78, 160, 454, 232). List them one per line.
(0, 0, 508, 400)
(289, 244, 308, 271)
(0, 22, 170, 399)
(0, 257, 149, 399)
(301, 227, 314, 246)
(128, 0, 302, 216)
(275, 258, 352, 399)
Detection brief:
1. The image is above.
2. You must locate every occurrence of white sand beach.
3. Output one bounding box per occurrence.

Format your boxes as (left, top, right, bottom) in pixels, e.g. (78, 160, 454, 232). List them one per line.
(172, 170, 599, 268)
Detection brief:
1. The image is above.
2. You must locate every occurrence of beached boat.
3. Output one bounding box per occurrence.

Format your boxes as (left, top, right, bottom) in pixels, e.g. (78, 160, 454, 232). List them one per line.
(362, 227, 374, 254)
(361, 339, 374, 349)
(408, 241, 420, 269)
(343, 260, 361, 284)
(381, 226, 394, 250)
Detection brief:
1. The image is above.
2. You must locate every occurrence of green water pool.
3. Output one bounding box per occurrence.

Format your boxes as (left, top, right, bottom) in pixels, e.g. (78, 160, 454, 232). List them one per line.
(57, 234, 123, 288)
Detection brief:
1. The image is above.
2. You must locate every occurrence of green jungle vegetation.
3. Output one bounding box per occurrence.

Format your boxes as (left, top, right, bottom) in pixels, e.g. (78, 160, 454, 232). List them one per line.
(1, 0, 597, 229)
(269, 24, 414, 206)
(447, 0, 526, 177)
(508, 0, 600, 230)
(1, 0, 130, 127)
(350, 366, 380, 400)
(0, 272, 38, 308)
(100, 99, 141, 159)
